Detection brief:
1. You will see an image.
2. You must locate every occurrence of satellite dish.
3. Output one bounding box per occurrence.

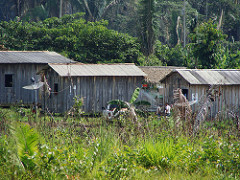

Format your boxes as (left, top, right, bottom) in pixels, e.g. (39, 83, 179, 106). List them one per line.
(31, 77, 35, 83)
(23, 82, 44, 90)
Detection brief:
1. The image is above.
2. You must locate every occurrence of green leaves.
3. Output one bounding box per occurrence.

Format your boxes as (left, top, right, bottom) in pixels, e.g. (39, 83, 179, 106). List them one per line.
(138, 0, 157, 57)
(0, 13, 140, 64)
(138, 138, 177, 169)
(129, 87, 140, 104)
(155, 41, 186, 66)
(188, 20, 227, 69)
(10, 122, 40, 171)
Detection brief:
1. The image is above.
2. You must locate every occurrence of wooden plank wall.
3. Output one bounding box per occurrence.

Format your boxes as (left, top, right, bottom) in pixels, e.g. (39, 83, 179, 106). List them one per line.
(44, 71, 143, 113)
(162, 73, 240, 116)
(189, 85, 240, 117)
(163, 72, 190, 105)
(0, 64, 45, 106)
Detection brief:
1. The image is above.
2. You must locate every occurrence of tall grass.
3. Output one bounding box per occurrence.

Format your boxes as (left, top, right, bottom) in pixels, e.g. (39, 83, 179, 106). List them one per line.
(0, 107, 239, 179)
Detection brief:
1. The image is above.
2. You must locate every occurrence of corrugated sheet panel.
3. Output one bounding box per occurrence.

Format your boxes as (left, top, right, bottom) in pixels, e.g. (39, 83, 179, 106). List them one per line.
(177, 71, 202, 84)
(0, 51, 75, 63)
(49, 63, 146, 77)
(176, 69, 240, 85)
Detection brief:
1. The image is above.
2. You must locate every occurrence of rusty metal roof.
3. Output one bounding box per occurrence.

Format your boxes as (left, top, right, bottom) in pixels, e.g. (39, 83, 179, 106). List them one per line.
(161, 69, 240, 85)
(0, 51, 75, 63)
(48, 63, 146, 77)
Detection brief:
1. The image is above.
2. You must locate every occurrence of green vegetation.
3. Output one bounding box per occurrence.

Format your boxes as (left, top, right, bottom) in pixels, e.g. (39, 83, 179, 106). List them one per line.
(0, 13, 141, 64)
(1, 0, 240, 68)
(188, 20, 227, 69)
(138, 0, 156, 59)
(0, 107, 239, 179)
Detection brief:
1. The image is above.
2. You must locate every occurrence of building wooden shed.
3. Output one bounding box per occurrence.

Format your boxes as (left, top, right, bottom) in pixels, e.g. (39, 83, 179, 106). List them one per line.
(160, 69, 240, 116)
(40, 63, 146, 113)
(0, 51, 75, 106)
(138, 66, 186, 110)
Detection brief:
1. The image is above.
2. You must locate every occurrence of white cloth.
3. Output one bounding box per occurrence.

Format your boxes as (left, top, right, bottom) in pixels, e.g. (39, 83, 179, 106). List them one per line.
(165, 105, 171, 114)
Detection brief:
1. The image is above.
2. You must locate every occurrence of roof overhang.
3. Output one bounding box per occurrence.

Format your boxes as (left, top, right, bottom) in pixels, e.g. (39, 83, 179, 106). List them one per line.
(160, 69, 240, 85)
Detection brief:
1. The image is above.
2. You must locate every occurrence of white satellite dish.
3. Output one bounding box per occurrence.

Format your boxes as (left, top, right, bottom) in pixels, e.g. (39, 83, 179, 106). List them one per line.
(22, 82, 44, 90)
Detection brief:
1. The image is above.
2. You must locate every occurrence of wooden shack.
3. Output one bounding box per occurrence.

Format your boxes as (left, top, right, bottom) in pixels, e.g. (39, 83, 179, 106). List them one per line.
(139, 66, 186, 110)
(0, 51, 75, 106)
(40, 63, 146, 113)
(42, 63, 146, 113)
(160, 69, 240, 116)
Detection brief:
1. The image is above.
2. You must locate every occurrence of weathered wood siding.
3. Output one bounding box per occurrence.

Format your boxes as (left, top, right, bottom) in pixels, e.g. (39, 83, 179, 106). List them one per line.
(163, 72, 240, 116)
(163, 72, 190, 105)
(0, 64, 44, 106)
(44, 70, 143, 113)
(187, 85, 240, 117)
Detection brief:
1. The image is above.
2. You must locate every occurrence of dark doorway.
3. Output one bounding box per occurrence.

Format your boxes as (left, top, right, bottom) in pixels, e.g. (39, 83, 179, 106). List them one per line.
(182, 89, 188, 99)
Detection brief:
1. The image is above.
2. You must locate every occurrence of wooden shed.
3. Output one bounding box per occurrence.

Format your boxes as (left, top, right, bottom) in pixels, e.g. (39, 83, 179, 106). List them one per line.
(40, 63, 146, 113)
(160, 69, 240, 116)
(0, 51, 75, 106)
(138, 66, 186, 110)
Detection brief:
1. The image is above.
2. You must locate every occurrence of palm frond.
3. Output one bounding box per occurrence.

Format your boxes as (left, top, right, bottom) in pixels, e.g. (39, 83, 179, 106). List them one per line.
(10, 122, 39, 170)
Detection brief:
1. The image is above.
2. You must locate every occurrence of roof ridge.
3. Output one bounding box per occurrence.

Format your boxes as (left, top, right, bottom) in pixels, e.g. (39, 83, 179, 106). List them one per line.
(0, 51, 50, 52)
(49, 63, 135, 65)
(139, 66, 186, 69)
(176, 69, 240, 71)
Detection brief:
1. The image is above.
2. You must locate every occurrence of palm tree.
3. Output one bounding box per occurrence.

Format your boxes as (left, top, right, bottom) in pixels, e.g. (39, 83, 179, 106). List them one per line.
(82, 0, 123, 21)
(138, 0, 156, 63)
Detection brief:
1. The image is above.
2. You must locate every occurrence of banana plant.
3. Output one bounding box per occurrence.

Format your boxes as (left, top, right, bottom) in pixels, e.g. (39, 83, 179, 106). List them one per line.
(107, 87, 140, 120)
(109, 87, 139, 108)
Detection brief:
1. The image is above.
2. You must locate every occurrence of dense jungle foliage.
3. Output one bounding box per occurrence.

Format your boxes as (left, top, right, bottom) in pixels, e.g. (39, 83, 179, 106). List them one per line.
(0, 0, 240, 67)
(0, 107, 240, 179)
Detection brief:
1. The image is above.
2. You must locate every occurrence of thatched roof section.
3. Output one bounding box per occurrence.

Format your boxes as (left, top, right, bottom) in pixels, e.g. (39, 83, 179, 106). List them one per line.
(139, 66, 186, 84)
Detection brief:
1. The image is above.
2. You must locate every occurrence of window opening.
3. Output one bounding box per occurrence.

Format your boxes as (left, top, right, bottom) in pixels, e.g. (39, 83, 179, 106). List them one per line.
(54, 83, 58, 95)
(5, 74, 13, 87)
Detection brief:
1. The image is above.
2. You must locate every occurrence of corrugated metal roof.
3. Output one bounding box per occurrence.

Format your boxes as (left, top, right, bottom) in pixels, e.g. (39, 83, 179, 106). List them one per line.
(0, 51, 75, 63)
(172, 69, 240, 85)
(48, 63, 146, 77)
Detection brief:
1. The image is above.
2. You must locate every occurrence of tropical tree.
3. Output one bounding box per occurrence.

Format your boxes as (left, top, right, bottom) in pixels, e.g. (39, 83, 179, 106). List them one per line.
(138, 0, 157, 65)
(220, 49, 240, 69)
(0, 13, 141, 64)
(188, 0, 240, 41)
(81, 0, 124, 21)
(188, 20, 227, 69)
(0, 0, 16, 21)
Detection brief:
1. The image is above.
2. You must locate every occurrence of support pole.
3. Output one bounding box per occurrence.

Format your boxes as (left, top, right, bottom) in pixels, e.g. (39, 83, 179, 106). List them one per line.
(35, 88, 37, 122)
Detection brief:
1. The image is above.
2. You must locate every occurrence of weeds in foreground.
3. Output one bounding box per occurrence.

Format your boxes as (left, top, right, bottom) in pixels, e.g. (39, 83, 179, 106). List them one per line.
(0, 108, 240, 179)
